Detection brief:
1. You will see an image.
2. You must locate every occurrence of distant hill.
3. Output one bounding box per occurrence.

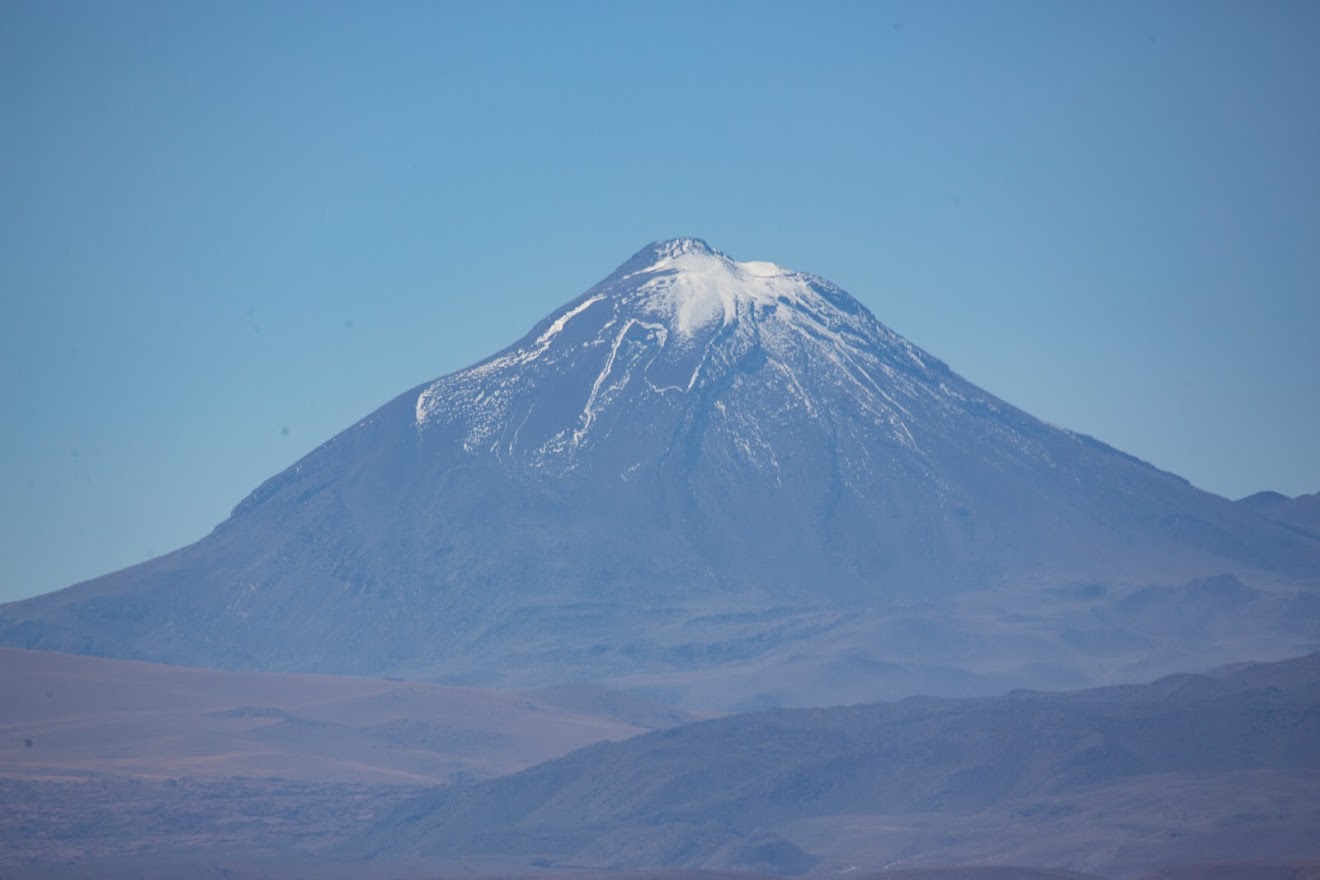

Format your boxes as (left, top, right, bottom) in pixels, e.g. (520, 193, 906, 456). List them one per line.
(1238, 491, 1320, 541)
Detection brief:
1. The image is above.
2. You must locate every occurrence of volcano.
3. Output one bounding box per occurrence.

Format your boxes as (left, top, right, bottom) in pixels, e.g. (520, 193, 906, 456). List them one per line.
(4, 239, 1317, 706)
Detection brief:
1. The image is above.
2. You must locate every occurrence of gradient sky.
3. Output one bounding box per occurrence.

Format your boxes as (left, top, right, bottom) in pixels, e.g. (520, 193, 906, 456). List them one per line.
(3, 0, 1319, 603)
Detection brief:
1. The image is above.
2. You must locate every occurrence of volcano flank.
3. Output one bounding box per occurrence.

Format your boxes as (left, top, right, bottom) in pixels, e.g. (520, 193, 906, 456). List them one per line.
(3, 239, 1317, 707)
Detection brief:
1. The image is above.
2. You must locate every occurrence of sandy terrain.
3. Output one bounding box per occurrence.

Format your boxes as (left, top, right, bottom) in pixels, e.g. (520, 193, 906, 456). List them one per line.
(0, 647, 690, 785)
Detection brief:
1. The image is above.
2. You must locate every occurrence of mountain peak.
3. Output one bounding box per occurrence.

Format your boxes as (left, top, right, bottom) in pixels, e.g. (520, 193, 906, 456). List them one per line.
(619, 239, 807, 339)
(413, 239, 938, 460)
(641, 237, 717, 261)
(7, 238, 1320, 709)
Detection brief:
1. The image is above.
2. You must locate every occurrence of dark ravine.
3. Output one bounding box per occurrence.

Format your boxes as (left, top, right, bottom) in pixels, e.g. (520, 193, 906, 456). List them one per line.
(2, 239, 1317, 706)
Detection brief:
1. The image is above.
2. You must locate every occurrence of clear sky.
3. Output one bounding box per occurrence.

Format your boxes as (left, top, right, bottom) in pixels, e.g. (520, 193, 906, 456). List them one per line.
(2, 0, 1318, 603)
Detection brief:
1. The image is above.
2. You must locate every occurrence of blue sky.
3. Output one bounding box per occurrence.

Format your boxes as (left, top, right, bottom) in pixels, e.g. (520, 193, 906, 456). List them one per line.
(2, 0, 1318, 603)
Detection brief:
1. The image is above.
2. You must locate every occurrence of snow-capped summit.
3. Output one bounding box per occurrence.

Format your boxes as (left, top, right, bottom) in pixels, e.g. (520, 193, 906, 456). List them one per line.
(3, 239, 1316, 707)
(620, 238, 809, 337)
(610, 237, 847, 332)
(416, 239, 939, 472)
(634, 236, 717, 260)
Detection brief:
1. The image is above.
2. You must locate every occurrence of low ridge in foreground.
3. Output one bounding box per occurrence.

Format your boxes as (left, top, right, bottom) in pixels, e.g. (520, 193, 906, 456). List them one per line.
(4, 652, 1317, 879)
(351, 651, 1320, 877)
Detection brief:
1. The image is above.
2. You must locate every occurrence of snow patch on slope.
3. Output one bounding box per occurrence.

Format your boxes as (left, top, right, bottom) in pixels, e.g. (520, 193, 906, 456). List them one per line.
(413, 295, 607, 430)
